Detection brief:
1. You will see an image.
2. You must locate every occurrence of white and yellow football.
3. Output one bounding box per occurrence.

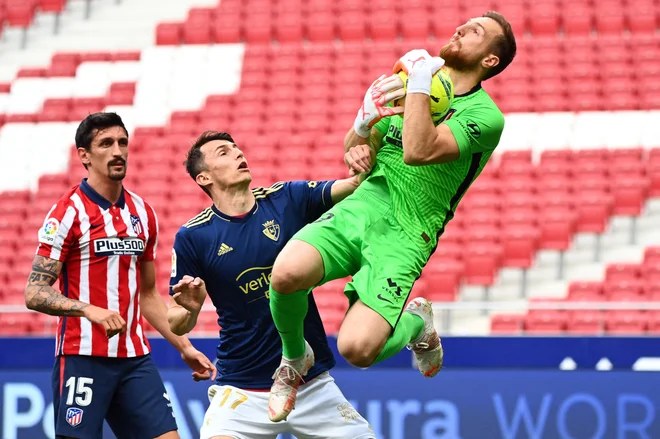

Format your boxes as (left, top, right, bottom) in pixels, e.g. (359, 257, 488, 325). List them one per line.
(394, 68, 454, 125)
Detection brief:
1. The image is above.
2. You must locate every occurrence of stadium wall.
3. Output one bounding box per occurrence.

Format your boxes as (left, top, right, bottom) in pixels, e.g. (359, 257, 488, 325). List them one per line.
(2, 337, 660, 439)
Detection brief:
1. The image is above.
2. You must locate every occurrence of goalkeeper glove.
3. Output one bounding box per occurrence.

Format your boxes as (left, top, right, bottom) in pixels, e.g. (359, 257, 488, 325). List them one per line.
(393, 49, 445, 96)
(353, 74, 405, 138)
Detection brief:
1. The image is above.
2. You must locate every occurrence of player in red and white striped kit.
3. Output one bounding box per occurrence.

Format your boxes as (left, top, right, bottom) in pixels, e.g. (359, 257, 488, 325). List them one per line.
(25, 112, 215, 439)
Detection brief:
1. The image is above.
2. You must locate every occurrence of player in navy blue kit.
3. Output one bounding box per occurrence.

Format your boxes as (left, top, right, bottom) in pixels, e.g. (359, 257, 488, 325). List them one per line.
(166, 131, 374, 439)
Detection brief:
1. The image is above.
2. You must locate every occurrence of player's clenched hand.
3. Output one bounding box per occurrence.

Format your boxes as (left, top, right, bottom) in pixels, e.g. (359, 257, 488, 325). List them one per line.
(172, 275, 207, 313)
(393, 49, 435, 75)
(353, 74, 405, 138)
(394, 49, 446, 96)
(83, 306, 127, 338)
(345, 144, 376, 176)
(180, 346, 217, 382)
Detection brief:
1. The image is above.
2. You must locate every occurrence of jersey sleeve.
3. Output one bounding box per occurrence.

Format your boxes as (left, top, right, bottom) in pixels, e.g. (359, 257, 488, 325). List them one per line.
(169, 228, 203, 296)
(142, 202, 159, 262)
(286, 180, 335, 223)
(36, 200, 77, 262)
(443, 104, 505, 157)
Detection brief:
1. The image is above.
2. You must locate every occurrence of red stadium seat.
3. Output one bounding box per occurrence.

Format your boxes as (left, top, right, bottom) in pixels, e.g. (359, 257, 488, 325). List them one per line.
(629, 13, 656, 34)
(567, 281, 604, 301)
(369, 11, 398, 41)
(605, 264, 641, 282)
(603, 279, 645, 299)
(305, 14, 335, 42)
(566, 311, 603, 335)
(463, 244, 501, 287)
(644, 247, 660, 265)
(538, 215, 574, 252)
(605, 311, 647, 334)
(337, 13, 366, 41)
(275, 16, 304, 43)
(501, 226, 539, 270)
(596, 12, 625, 35)
(183, 21, 212, 44)
(575, 192, 613, 234)
(490, 314, 523, 334)
(612, 178, 650, 217)
(156, 23, 182, 45)
(524, 310, 568, 334)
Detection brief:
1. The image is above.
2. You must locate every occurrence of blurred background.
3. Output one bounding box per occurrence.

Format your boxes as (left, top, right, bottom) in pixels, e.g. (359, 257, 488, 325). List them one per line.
(0, 0, 659, 438)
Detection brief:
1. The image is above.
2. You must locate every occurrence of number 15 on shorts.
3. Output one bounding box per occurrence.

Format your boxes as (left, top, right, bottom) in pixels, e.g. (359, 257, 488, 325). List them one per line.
(65, 377, 94, 406)
(218, 388, 248, 410)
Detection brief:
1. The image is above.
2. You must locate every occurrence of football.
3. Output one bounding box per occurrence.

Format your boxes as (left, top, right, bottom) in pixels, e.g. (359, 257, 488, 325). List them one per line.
(394, 68, 455, 125)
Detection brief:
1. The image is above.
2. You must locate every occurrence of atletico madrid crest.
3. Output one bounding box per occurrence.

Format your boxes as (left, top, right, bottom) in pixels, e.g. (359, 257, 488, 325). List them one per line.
(130, 215, 143, 235)
(66, 407, 83, 427)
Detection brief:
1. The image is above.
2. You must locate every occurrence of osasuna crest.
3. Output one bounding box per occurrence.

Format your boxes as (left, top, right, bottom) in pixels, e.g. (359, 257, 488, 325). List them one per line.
(130, 214, 143, 235)
(66, 407, 83, 427)
(262, 220, 280, 242)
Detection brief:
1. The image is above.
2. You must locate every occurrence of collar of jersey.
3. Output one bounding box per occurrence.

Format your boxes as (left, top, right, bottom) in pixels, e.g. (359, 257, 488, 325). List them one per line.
(211, 201, 258, 223)
(80, 178, 126, 210)
(455, 82, 482, 98)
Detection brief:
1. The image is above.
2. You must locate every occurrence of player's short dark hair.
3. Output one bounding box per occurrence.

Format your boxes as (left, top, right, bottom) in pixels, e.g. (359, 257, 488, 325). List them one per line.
(482, 11, 517, 80)
(75, 112, 128, 151)
(185, 131, 235, 198)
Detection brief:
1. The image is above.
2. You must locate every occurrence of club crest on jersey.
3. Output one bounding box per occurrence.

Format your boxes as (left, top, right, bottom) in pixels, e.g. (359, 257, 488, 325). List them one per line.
(94, 237, 145, 256)
(66, 407, 83, 427)
(262, 220, 280, 242)
(130, 214, 143, 235)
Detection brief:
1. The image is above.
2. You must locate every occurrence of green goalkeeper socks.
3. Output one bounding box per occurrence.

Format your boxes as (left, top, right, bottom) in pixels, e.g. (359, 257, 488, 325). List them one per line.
(269, 285, 308, 359)
(373, 312, 424, 364)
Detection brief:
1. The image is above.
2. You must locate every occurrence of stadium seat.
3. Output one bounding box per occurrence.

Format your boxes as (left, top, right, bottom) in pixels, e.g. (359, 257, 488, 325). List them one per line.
(566, 311, 603, 335)
(490, 314, 523, 334)
(648, 312, 660, 334)
(605, 311, 647, 334)
(567, 281, 603, 301)
(524, 310, 568, 334)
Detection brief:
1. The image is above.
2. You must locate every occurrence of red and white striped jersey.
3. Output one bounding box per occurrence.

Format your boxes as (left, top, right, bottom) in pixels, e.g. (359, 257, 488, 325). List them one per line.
(36, 179, 158, 358)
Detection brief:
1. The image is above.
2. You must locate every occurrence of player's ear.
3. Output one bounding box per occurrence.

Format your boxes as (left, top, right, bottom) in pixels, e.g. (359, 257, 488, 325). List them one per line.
(482, 53, 500, 69)
(195, 171, 212, 190)
(78, 147, 91, 168)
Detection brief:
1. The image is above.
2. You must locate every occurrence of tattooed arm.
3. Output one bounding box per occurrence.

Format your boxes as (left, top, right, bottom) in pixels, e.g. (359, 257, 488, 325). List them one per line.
(25, 255, 127, 337)
(24, 255, 88, 316)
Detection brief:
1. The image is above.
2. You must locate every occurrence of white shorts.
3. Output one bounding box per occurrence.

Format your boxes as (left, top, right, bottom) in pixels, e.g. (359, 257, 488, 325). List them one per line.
(200, 372, 375, 439)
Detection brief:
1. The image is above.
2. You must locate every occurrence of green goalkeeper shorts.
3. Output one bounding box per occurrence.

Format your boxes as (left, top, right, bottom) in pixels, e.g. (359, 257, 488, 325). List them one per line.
(292, 175, 431, 328)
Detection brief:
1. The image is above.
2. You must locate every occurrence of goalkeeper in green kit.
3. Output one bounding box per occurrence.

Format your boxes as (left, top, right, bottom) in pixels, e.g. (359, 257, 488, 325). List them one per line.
(267, 11, 517, 422)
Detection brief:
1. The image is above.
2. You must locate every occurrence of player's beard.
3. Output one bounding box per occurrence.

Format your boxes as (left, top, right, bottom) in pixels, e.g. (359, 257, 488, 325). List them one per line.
(107, 159, 126, 181)
(440, 41, 483, 72)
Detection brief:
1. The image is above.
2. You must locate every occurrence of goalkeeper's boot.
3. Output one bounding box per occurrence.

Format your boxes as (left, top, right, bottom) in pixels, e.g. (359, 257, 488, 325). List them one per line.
(406, 297, 444, 377)
(268, 340, 315, 422)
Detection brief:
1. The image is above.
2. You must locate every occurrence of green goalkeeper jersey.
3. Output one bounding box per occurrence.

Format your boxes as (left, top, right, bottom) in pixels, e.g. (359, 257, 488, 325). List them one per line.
(371, 84, 505, 250)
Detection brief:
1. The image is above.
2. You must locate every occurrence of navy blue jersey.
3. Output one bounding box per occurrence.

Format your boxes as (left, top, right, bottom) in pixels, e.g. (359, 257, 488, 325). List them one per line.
(170, 180, 337, 389)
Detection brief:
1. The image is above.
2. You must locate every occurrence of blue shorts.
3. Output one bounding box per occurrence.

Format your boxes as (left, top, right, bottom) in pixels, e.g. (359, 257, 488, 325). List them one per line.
(52, 354, 178, 439)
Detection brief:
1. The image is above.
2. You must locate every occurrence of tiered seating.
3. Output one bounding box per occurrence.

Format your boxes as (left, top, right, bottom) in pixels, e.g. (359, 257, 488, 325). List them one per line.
(156, 0, 660, 113)
(2, 0, 660, 336)
(433, 147, 659, 298)
(0, 50, 141, 125)
(1, 0, 68, 31)
(157, 0, 659, 46)
(491, 247, 660, 335)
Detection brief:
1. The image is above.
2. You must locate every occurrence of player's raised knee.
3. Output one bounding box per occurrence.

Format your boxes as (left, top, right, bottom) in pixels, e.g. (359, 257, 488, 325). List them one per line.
(336, 337, 381, 368)
(271, 240, 325, 294)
